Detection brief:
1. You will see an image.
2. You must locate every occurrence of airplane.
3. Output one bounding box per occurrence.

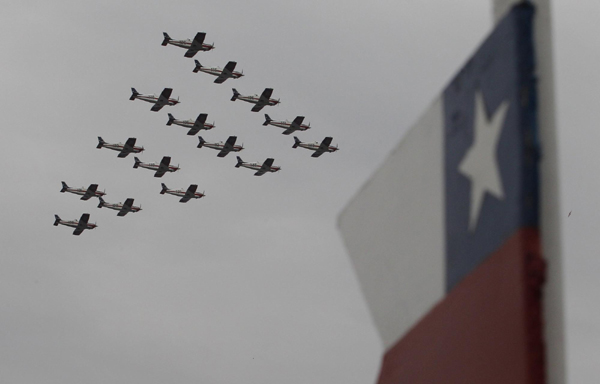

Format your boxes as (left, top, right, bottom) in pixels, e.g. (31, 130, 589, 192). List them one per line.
(97, 197, 141, 216)
(60, 182, 106, 200)
(231, 88, 280, 112)
(193, 60, 243, 84)
(53, 213, 97, 236)
(292, 136, 339, 158)
(161, 32, 214, 57)
(167, 113, 214, 135)
(130, 87, 179, 112)
(133, 156, 180, 177)
(160, 183, 205, 203)
(197, 136, 243, 157)
(235, 156, 280, 176)
(97, 137, 144, 158)
(263, 114, 310, 135)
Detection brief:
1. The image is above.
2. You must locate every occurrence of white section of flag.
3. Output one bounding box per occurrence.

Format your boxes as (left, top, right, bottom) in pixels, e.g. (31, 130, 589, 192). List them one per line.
(338, 98, 445, 350)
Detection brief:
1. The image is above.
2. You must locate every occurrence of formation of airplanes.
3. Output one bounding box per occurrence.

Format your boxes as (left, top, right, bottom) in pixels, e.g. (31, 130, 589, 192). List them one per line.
(55, 30, 340, 235)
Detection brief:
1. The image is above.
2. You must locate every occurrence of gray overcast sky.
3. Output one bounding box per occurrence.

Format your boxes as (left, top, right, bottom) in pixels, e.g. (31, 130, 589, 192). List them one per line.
(0, 1, 596, 383)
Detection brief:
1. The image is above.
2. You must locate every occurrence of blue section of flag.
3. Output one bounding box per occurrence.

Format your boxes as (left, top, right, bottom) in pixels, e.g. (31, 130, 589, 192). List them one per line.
(443, 4, 539, 292)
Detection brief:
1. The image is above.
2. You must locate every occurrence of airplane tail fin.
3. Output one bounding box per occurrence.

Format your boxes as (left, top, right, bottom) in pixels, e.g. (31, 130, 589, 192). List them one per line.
(53, 215, 61, 226)
(161, 32, 171, 46)
(166, 113, 175, 126)
(97, 197, 105, 208)
(133, 157, 141, 169)
(235, 156, 243, 168)
(60, 181, 68, 193)
(160, 183, 168, 195)
(96, 136, 105, 149)
(197, 136, 206, 148)
(263, 114, 272, 126)
(292, 136, 301, 148)
(231, 88, 240, 101)
(193, 60, 203, 73)
(130, 88, 139, 101)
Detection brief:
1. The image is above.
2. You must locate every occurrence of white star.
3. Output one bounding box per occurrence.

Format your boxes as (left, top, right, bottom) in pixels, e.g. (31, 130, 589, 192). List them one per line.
(458, 91, 510, 231)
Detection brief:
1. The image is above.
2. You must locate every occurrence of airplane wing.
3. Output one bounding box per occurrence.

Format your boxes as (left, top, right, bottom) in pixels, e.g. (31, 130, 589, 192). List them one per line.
(188, 113, 208, 135)
(254, 158, 274, 176)
(185, 32, 206, 58)
(118, 138, 137, 158)
(282, 128, 296, 135)
(151, 88, 173, 112)
(180, 184, 198, 203)
(214, 61, 237, 84)
(311, 137, 333, 158)
(81, 184, 98, 200)
(154, 156, 171, 177)
(217, 136, 237, 157)
(117, 198, 134, 216)
(251, 88, 273, 112)
(290, 116, 305, 129)
(73, 213, 90, 235)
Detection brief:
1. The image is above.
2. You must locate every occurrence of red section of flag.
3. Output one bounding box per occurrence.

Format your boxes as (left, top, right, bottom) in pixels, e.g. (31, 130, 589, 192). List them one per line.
(377, 228, 545, 384)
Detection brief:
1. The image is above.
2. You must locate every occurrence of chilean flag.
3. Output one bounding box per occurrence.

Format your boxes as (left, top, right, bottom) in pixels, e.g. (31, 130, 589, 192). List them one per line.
(339, 4, 546, 383)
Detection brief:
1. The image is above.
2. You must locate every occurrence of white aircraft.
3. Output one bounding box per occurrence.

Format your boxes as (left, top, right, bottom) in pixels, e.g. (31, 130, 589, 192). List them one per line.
(263, 114, 310, 135)
(53, 213, 97, 236)
(161, 32, 214, 57)
(293, 136, 339, 158)
(130, 88, 179, 112)
(235, 156, 280, 176)
(133, 156, 180, 178)
(97, 137, 144, 158)
(167, 113, 214, 135)
(231, 88, 280, 112)
(160, 183, 205, 203)
(97, 197, 141, 216)
(197, 136, 243, 157)
(60, 182, 106, 200)
(193, 60, 243, 84)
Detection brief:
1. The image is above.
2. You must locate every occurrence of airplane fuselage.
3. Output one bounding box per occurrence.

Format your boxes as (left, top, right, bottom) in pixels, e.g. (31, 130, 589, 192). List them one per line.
(269, 121, 310, 131)
(198, 67, 243, 79)
(203, 142, 243, 152)
(101, 202, 141, 213)
(138, 162, 179, 173)
(66, 188, 105, 198)
(136, 94, 179, 106)
(241, 162, 280, 173)
(168, 40, 214, 51)
(238, 95, 279, 107)
(165, 189, 204, 199)
(103, 143, 144, 154)
(299, 142, 339, 153)
(172, 119, 215, 130)
(57, 220, 97, 230)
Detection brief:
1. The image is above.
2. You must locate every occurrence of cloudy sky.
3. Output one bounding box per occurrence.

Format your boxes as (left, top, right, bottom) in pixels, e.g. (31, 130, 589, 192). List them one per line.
(0, 1, 596, 383)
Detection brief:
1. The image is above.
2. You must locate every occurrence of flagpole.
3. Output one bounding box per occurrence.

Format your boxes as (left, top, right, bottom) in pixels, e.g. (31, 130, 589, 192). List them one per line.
(493, 1, 566, 384)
